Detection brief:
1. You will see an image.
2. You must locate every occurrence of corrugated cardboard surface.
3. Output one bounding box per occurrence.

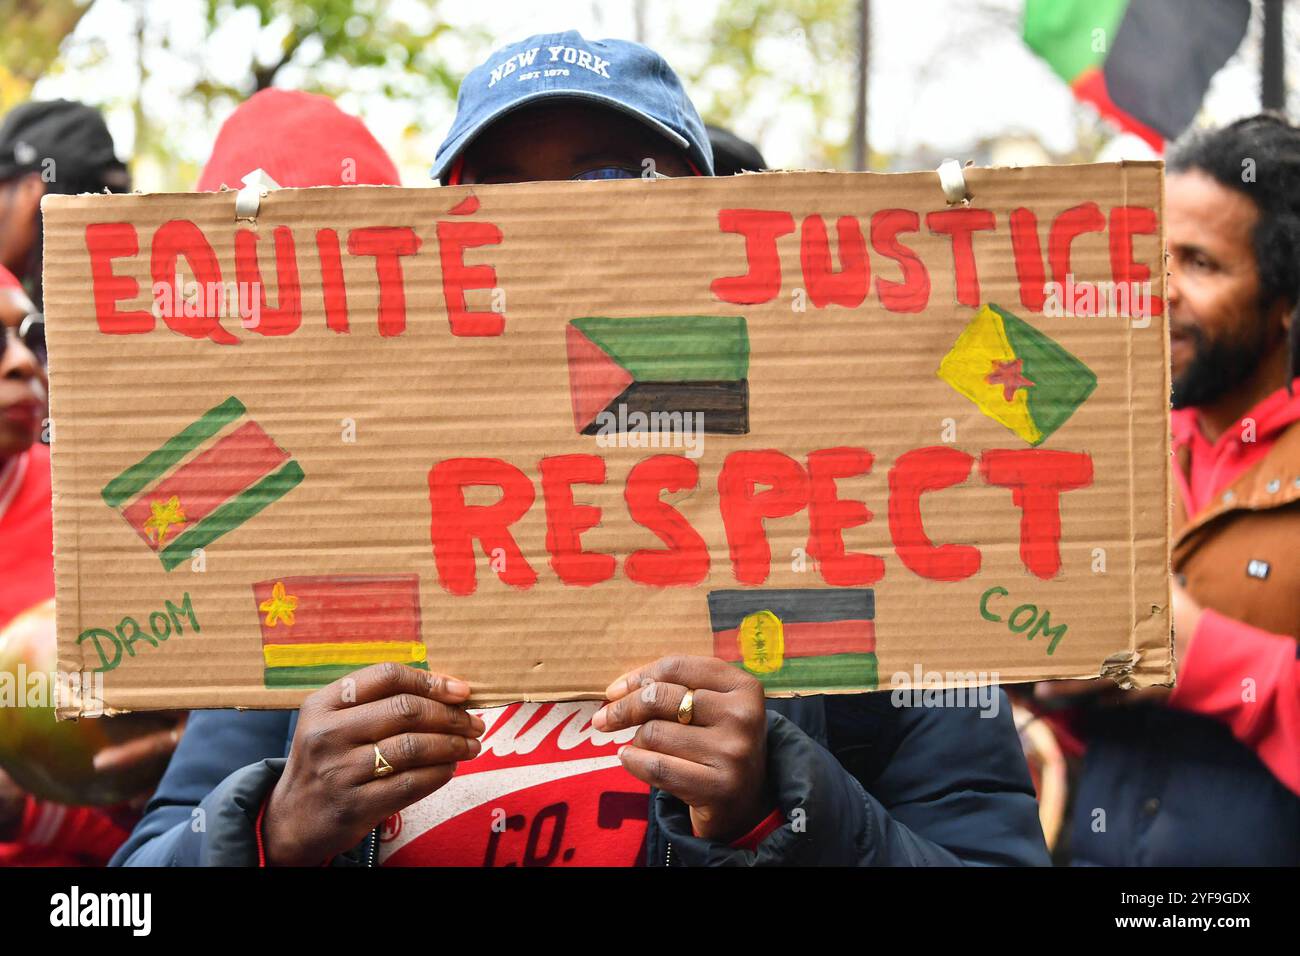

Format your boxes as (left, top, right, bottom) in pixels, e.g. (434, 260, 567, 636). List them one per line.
(43, 165, 1172, 715)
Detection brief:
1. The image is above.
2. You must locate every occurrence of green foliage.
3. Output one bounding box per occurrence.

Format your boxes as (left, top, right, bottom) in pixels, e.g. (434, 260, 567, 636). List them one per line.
(200, 0, 466, 100)
(681, 0, 858, 168)
(0, 0, 93, 110)
(6, 0, 475, 189)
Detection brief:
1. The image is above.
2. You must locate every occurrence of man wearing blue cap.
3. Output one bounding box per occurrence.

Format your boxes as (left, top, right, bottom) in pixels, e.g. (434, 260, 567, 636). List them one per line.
(430, 32, 714, 184)
(113, 32, 1049, 868)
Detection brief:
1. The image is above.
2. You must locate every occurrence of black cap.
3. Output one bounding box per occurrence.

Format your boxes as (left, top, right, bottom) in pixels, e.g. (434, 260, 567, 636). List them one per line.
(0, 99, 129, 193)
(706, 124, 768, 176)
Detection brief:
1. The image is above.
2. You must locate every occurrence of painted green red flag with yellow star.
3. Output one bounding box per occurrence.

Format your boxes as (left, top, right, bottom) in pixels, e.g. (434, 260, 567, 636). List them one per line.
(101, 396, 303, 570)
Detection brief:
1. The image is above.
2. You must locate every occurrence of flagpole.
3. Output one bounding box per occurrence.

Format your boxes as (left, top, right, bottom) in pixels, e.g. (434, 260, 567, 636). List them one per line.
(1261, 0, 1285, 111)
(634, 0, 647, 46)
(852, 0, 870, 170)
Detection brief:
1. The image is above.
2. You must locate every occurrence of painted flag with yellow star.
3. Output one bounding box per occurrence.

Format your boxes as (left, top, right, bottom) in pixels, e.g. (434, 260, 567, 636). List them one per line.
(707, 588, 877, 691)
(253, 574, 427, 688)
(937, 304, 1097, 446)
(101, 396, 304, 570)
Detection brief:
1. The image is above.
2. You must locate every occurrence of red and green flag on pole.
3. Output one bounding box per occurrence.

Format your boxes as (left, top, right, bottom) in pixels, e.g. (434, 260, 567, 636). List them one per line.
(1023, 0, 1250, 152)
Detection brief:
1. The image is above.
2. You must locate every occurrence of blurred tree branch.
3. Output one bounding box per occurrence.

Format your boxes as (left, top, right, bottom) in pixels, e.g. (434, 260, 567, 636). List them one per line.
(683, 0, 858, 168)
(0, 0, 94, 110)
(8, 0, 480, 188)
(204, 0, 466, 99)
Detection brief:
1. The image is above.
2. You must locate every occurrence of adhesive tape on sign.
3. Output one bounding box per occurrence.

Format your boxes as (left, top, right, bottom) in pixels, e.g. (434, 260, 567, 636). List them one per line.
(235, 169, 282, 219)
(937, 159, 968, 204)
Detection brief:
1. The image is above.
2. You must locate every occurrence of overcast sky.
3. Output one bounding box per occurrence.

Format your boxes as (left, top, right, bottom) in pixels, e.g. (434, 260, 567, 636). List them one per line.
(29, 0, 1291, 189)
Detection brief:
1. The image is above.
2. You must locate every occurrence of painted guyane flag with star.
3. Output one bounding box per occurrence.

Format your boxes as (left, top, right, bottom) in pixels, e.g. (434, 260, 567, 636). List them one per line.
(937, 304, 1097, 446)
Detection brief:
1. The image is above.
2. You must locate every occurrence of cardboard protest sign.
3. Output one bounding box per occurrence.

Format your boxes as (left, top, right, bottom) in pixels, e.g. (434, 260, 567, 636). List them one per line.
(42, 164, 1172, 715)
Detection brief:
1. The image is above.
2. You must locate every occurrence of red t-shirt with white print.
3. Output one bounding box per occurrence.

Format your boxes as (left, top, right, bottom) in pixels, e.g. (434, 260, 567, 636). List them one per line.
(377, 700, 649, 867)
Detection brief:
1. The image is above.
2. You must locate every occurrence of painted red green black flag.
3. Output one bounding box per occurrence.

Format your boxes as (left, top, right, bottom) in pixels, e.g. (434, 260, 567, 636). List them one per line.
(707, 588, 877, 691)
(1024, 0, 1250, 152)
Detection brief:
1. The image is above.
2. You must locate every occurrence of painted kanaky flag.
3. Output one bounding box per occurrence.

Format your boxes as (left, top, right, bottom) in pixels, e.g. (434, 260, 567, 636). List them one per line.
(253, 574, 427, 688)
(101, 396, 303, 570)
(1024, 0, 1249, 151)
(565, 315, 749, 435)
(707, 589, 877, 691)
(937, 304, 1096, 447)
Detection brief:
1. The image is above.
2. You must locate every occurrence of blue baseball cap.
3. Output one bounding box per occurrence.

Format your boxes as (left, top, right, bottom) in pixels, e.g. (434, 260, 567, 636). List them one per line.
(431, 31, 714, 182)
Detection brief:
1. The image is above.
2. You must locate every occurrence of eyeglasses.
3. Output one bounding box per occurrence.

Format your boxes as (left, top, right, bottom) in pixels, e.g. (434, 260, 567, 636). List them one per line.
(1, 312, 45, 367)
(571, 165, 669, 181)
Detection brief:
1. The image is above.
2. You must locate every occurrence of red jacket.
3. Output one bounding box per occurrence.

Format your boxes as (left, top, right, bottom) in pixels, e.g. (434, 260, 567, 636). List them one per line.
(0, 443, 54, 629)
(0, 798, 133, 867)
(1167, 380, 1300, 795)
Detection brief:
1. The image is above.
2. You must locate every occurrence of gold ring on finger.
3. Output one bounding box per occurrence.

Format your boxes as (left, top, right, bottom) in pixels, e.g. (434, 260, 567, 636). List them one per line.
(677, 688, 695, 725)
(373, 743, 395, 778)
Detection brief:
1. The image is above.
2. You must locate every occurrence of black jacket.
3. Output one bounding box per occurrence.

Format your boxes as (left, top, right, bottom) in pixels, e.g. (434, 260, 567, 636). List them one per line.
(1068, 704, 1300, 866)
(111, 691, 1049, 866)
